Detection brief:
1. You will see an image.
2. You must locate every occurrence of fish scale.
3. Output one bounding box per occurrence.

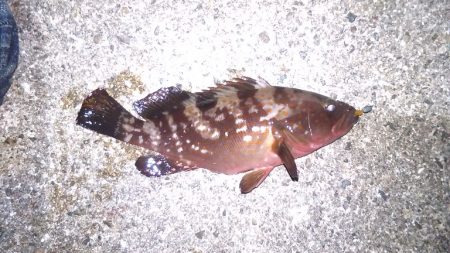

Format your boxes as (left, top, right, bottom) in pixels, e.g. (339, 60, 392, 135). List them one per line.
(76, 76, 366, 193)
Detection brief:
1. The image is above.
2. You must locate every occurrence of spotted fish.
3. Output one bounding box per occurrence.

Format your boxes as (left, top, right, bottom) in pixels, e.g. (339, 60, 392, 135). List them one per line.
(76, 77, 366, 193)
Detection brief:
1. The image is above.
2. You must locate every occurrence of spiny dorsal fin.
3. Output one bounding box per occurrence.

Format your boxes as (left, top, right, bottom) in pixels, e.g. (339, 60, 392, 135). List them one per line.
(133, 86, 191, 119)
(194, 76, 271, 109)
(239, 167, 274, 194)
(216, 76, 271, 88)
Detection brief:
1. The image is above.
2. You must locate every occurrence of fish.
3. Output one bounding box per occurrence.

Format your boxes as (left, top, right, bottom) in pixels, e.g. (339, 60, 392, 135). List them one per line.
(76, 76, 366, 193)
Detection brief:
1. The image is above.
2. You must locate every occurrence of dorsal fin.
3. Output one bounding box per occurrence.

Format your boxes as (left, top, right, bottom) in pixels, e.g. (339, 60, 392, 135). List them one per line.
(216, 76, 271, 88)
(133, 86, 191, 119)
(194, 76, 271, 108)
(133, 76, 271, 117)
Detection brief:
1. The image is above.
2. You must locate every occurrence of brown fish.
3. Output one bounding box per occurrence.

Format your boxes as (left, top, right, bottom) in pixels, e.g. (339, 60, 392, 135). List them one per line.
(76, 76, 365, 193)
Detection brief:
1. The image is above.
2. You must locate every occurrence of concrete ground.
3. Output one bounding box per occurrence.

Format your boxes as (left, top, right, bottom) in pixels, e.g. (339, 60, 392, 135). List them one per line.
(0, 0, 449, 252)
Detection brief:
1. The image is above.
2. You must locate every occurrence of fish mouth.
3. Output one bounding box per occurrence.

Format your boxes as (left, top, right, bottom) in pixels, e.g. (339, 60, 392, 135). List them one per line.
(331, 108, 360, 136)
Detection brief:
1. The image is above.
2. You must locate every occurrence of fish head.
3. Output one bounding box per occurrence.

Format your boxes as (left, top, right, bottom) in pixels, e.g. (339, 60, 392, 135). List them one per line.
(288, 91, 361, 148)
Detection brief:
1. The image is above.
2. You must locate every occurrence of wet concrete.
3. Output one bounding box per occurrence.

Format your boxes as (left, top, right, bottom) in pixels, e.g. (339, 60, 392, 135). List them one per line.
(0, 0, 448, 252)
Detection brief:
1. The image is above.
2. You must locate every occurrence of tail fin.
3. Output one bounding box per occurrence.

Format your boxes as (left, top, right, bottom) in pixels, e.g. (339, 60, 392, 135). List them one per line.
(76, 89, 142, 141)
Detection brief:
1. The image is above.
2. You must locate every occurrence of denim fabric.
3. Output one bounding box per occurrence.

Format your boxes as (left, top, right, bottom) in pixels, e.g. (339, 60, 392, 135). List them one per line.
(0, 0, 19, 106)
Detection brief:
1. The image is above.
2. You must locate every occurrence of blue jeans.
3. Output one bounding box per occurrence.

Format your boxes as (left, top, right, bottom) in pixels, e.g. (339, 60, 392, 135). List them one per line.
(0, 0, 19, 106)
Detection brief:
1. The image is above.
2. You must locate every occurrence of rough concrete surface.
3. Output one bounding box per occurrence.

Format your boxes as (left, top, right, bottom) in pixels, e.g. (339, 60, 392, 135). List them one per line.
(0, 0, 449, 252)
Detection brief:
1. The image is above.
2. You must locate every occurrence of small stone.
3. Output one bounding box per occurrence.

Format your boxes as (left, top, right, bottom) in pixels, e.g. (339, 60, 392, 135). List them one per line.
(378, 189, 388, 201)
(116, 35, 130, 44)
(259, 31, 270, 43)
(346, 12, 357, 23)
(4, 137, 16, 144)
(362, 105, 372, 113)
(341, 179, 351, 189)
(195, 230, 205, 239)
(103, 220, 113, 228)
(82, 235, 90, 245)
(154, 26, 160, 36)
(385, 122, 397, 130)
(414, 221, 422, 229)
(344, 142, 352, 150)
(93, 34, 102, 44)
(5, 188, 13, 196)
(213, 230, 219, 237)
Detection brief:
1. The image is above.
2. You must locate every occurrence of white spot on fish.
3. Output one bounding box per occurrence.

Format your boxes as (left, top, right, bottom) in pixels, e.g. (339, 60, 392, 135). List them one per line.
(124, 133, 132, 142)
(123, 124, 135, 132)
(260, 103, 286, 121)
(249, 106, 259, 114)
(175, 141, 181, 146)
(123, 117, 136, 124)
(177, 147, 183, 153)
(138, 135, 143, 144)
(211, 129, 220, 139)
(166, 114, 177, 132)
(184, 104, 222, 140)
(243, 135, 252, 142)
(215, 113, 225, 121)
(142, 121, 161, 140)
(200, 149, 208, 154)
(235, 118, 245, 125)
(197, 124, 207, 131)
(186, 139, 191, 144)
(236, 125, 247, 133)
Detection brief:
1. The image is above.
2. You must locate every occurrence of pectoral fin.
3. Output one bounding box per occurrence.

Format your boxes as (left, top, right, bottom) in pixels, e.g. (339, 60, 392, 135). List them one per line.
(276, 141, 298, 181)
(239, 167, 274, 194)
(272, 122, 299, 182)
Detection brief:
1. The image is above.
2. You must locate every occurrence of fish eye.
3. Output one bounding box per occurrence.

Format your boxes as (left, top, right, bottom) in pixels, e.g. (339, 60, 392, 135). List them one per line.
(326, 104, 335, 112)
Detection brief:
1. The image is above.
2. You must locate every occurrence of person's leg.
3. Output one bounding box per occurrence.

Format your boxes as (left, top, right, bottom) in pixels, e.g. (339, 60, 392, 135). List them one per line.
(0, 0, 19, 106)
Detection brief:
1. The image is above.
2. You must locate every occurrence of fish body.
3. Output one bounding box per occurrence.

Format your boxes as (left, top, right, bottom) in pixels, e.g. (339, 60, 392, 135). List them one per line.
(77, 77, 364, 193)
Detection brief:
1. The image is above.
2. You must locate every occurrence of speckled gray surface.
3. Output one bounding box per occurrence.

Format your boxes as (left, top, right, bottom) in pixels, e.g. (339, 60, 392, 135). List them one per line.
(0, 0, 449, 252)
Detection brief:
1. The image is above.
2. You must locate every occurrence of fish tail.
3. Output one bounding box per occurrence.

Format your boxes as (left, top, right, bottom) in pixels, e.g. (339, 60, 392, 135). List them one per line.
(76, 89, 143, 142)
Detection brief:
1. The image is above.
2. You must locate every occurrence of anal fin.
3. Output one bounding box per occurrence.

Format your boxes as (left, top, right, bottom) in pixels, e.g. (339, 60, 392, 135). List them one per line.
(239, 167, 274, 194)
(135, 155, 194, 177)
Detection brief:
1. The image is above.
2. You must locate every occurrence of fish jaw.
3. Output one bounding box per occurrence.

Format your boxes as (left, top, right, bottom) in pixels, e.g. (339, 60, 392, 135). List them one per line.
(331, 107, 360, 138)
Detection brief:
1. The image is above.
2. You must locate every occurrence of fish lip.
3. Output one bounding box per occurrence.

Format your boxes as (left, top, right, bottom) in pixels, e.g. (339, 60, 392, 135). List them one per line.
(331, 109, 359, 135)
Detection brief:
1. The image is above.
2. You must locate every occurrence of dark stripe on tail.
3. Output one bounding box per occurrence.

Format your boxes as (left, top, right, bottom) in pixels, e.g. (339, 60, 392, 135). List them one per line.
(76, 89, 134, 139)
